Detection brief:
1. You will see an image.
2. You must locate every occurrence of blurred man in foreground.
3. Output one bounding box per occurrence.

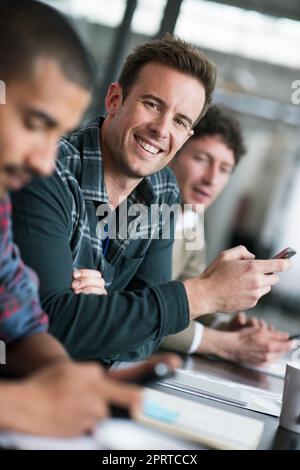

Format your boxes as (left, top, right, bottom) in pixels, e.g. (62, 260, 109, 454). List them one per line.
(0, 0, 178, 437)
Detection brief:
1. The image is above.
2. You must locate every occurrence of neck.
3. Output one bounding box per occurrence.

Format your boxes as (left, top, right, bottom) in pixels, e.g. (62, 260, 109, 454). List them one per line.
(104, 168, 141, 208)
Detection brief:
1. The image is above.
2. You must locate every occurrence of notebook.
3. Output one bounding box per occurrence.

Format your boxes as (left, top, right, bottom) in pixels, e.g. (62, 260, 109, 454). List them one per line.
(134, 388, 264, 450)
(159, 369, 283, 417)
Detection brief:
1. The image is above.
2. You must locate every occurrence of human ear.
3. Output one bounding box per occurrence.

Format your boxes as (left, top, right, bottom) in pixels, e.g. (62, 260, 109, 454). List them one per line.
(104, 82, 123, 115)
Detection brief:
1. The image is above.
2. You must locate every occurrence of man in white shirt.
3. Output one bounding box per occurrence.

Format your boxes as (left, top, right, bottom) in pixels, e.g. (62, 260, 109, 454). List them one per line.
(161, 106, 294, 365)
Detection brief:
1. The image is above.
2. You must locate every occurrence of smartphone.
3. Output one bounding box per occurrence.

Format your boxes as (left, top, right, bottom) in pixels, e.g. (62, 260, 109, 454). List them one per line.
(272, 247, 296, 259)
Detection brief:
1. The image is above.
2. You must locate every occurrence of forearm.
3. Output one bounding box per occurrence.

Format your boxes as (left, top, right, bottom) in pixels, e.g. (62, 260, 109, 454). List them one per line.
(196, 328, 237, 359)
(183, 278, 216, 318)
(5, 333, 69, 378)
(0, 381, 33, 432)
(46, 282, 189, 361)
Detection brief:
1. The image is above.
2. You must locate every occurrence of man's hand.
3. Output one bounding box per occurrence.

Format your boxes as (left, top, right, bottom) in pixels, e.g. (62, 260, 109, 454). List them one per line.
(198, 325, 294, 365)
(1, 354, 180, 437)
(224, 312, 269, 331)
(183, 245, 292, 319)
(72, 269, 107, 295)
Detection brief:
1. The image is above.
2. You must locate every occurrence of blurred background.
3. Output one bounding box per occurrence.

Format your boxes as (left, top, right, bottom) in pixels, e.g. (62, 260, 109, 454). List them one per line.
(44, 0, 300, 329)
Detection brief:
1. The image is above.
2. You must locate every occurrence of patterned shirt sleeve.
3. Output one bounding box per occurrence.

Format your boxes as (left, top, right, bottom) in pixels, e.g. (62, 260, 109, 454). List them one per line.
(0, 195, 48, 343)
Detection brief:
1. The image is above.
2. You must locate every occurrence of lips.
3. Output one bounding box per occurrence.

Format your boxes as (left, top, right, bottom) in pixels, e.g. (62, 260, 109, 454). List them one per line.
(192, 187, 212, 198)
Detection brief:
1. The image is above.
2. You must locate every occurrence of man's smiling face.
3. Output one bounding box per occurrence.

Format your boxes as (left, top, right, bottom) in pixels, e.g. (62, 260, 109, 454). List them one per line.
(102, 62, 206, 179)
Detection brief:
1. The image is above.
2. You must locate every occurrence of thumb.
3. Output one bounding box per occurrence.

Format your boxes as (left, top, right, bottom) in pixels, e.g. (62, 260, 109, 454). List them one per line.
(222, 245, 255, 261)
(236, 312, 247, 325)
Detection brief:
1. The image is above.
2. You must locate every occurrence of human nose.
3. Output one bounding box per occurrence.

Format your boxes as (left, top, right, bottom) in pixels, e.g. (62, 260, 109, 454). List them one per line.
(26, 136, 58, 177)
(148, 113, 170, 140)
(202, 163, 219, 185)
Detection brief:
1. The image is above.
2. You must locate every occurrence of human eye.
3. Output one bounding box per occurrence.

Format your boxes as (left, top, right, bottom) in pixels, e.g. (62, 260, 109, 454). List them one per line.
(23, 116, 45, 131)
(221, 166, 233, 174)
(144, 100, 160, 112)
(193, 153, 208, 163)
(174, 117, 188, 130)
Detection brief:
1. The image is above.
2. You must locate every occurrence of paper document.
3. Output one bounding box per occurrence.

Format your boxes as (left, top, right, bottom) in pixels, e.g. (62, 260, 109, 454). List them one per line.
(135, 388, 264, 450)
(242, 356, 288, 378)
(0, 432, 100, 450)
(0, 419, 197, 450)
(159, 369, 283, 417)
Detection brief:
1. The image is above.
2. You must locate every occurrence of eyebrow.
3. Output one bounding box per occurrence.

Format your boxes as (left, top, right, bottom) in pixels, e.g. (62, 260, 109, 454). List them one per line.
(194, 150, 235, 169)
(141, 94, 194, 128)
(25, 108, 59, 129)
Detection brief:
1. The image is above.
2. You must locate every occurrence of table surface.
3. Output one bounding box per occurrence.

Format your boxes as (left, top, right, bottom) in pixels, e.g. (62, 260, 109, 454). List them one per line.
(154, 354, 300, 450)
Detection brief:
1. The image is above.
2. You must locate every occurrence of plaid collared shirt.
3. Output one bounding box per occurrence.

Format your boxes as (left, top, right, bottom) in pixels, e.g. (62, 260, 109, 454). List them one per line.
(57, 115, 180, 281)
(0, 194, 48, 344)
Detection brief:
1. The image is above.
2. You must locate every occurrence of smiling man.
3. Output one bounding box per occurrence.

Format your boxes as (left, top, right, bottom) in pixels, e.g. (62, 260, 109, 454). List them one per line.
(12, 35, 291, 365)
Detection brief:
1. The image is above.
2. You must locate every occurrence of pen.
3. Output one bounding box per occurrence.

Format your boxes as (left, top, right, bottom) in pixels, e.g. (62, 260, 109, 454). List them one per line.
(131, 363, 175, 386)
(289, 334, 300, 341)
(110, 363, 175, 418)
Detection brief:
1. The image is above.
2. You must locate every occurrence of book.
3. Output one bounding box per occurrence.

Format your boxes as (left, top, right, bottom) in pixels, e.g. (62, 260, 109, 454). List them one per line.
(134, 388, 264, 450)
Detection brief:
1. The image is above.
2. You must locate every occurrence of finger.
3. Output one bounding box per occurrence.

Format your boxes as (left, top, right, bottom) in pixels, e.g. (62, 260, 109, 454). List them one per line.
(99, 378, 142, 414)
(109, 354, 182, 382)
(256, 285, 272, 299)
(247, 316, 260, 327)
(254, 259, 292, 274)
(241, 325, 263, 336)
(269, 330, 290, 341)
(75, 287, 107, 295)
(221, 245, 255, 261)
(236, 312, 247, 325)
(259, 352, 285, 366)
(264, 340, 294, 354)
(258, 318, 268, 329)
(73, 269, 103, 279)
(72, 277, 105, 290)
(260, 273, 279, 287)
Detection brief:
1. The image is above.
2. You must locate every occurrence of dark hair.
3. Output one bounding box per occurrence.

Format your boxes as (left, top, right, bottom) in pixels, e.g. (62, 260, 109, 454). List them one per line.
(118, 34, 217, 122)
(0, 0, 93, 90)
(187, 105, 247, 164)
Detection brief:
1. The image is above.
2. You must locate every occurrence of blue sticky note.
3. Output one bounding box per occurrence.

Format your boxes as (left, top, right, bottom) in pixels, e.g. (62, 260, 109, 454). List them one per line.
(143, 399, 180, 423)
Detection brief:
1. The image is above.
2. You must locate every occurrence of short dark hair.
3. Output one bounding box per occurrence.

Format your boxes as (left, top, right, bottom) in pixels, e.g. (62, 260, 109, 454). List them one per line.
(118, 34, 217, 123)
(0, 0, 93, 90)
(187, 105, 247, 164)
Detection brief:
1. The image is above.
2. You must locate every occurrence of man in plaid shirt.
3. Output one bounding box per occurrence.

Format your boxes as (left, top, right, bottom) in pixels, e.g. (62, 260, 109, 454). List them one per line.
(0, 0, 176, 438)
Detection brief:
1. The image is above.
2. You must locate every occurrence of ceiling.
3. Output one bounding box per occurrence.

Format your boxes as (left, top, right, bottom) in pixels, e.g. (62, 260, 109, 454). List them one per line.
(207, 0, 300, 22)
